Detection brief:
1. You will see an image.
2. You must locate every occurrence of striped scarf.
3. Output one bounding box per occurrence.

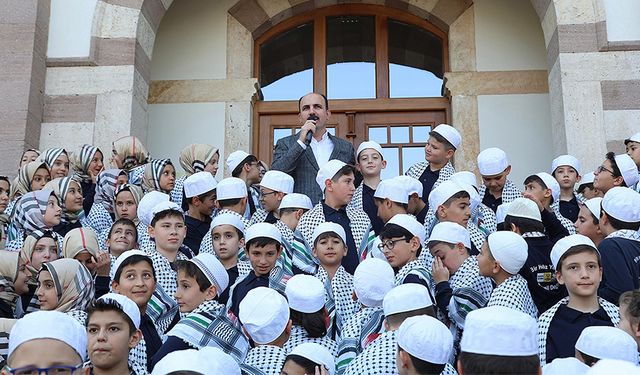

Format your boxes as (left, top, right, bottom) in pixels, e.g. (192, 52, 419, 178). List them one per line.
(15, 161, 49, 198)
(179, 144, 218, 175)
(21, 230, 59, 283)
(142, 159, 172, 193)
(94, 169, 124, 214)
(41, 148, 67, 170)
(112, 136, 149, 172)
(113, 184, 144, 225)
(45, 176, 83, 223)
(72, 144, 101, 183)
(12, 189, 55, 234)
(41, 258, 95, 313)
(0, 251, 19, 311)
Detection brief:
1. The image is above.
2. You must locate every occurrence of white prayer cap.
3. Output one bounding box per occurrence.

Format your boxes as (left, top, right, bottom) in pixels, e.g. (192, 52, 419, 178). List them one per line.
(397, 315, 453, 365)
(383, 283, 433, 316)
(285, 275, 325, 313)
(245, 222, 282, 244)
(487, 231, 528, 274)
(216, 177, 247, 200)
(580, 172, 596, 186)
(151, 349, 203, 375)
(9, 310, 87, 361)
(506, 197, 542, 222)
(138, 191, 170, 226)
(387, 214, 426, 244)
(542, 357, 589, 375)
(550, 234, 598, 270)
(586, 359, 640, 375)
(290, 343, 336, 375)
(625, 132, 640, 145)
(451, 171, 478, 191)
(113, 250, 151, 279)
(226, 150, 251, 173)
(428, 180, 466, 212)
(198, 347, 241, 375)
(189, 253, 229, 296)
(316, 159, 348, 191)
(460, 306, 537, 356)
(495, 202, 511, 224)
(431, 124, 461, 149)
(279, 193, 313, 210)
(374, 179, 408, 204)
(615, 154, 640, 187)
(575, 326, 638, 363)
(428, 221, 471, 250)
(260, 170, 294, 193)
(239, 287, 290, 344)
(183, 171, 217, 198)
(536, 172, 560, 203)
(312, 222, 346, 245)
(394, 175, 423, 197)
(477, 147, 509, 176)
(356, 140, 384, 160)
(583, 197, 603, 221)
(354, 258, 395, 307)
(551, 154, 581, 175)
(210, 212, 245, 232)
(602, 186, 640, 223)
(151, 201, 182, 218)
(97, 293, 141, 329)
(455, 180, 481, 213)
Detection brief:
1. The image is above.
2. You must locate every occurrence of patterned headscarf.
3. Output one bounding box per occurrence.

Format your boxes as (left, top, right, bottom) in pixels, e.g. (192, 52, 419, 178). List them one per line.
(179, 144, 218, 176)
(21, 230, 59, 283)
(112, 136, 149, 171)
(142, 159, 172, 193)
(41, 148, 68, 170)
(12, 189, 57, 234)
(94, 169, 125, 214)
(71, 144, 101, 183)
(0, 250, 20, 309)
(62, 227, 100, 261)
(114, 184, 144, 224)
(14, 161, 49, 198)
(39, 258, 94, 313)
(44, 177, 83, 223)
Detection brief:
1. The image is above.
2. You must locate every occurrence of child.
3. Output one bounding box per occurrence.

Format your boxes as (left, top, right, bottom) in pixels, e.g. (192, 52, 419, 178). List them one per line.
(396, 316, 455, 375)
(105, 218, 139, 268)
(405, 124, 459, 205)
(19, 230, 59, 311)
(523, 172, 576, 234)
(575, 326, 637, 366)
(625, 132, 640, 192)
(45, 176, 86, 237)
(135, 191, 169, 251)
(111, 135, 150, 186)
(152, 347, 241, 374)
(0, 250, 30, 319)
(182, 171, 217, 252)
(451, 170, 498, 236)
(5, 161, 50, 224)
(100, 183, 143, 250)
(226, 150, 262, 220)
(476, 147, 521, 213)
(282, 343, 335, 375)
(477, 231, 538, 318)
(619, 290, 640, 350)
(71, 144, 103, 214)
(593, 152, 639, 194)
(19, 148, 40, 168)
(278, 193, 315, 274)
(373, 179, 409, 224)
(41, 147, 70, 179)
(576, 172, 602, 200)
(0, 176, 9, 248)
(141, 159, 176, 194)
(86, 169, 128, 237)
(171, 143, 219, 208)
(574, 198, 604, 247)
(6, 189, 62, 251)
(249, 170, 294, 225)
(349, 141, 386, 234)
(537, 234, 619, 365)
(394, 175, 429, 225)
(551, 154, 583, 223)
(62, 227, 111, 298)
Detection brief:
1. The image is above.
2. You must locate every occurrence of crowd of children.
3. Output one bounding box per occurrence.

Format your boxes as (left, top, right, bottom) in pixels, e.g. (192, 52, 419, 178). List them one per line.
(0, 127, 639, 375)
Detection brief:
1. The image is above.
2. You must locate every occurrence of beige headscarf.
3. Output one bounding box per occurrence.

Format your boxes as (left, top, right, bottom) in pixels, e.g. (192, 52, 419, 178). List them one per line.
(39, 258, 94, 313)
(179, 144, 219, 176)
(62, 227, 100, 261)
(112, 136, 149, 171)
(21, 230, 59, 284)
(113, 184, 144, 224)
(0, 251, 20, 309)
(12, 161, 49, 199)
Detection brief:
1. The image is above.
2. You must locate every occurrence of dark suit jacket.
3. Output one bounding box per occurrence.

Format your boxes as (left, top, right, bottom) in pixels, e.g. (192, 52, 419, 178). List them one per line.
(271, 132, 355, 204)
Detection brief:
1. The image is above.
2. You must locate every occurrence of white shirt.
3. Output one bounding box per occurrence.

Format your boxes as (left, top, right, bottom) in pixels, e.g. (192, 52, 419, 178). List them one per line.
(298, 130, 334, 167)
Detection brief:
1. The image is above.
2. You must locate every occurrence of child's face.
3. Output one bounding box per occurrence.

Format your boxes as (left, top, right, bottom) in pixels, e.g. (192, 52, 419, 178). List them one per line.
(375, 199, 396, 223)
(87, 310, 138, 371)
(6, 338, 86, 375)
(618, 304, 640, 348)
(627, 141, 640, 166)
(212, 225, 243, 262)
(327, 173, 356, 206)
(112, 262, 156, 309)
(175, 270, 209, 313)
(116, 174, 128, 186)
(593, 159, 620, 193)
(554, 166, 580, 190)
(64, 180, 84, 212)
(556, 251, 601, 298)
(115, 191, 138, 220)
(107, 224, 137, 256)
(0, 179, 9, 214)
(43, 195, 62, 227)
(523, 181, 549, 204)
(75, 251, 97, 273)
(149, 216, 186, 253)
(196, 192, 217, 217)
(14, 259, 31, 295)
(31, 237, 58, 271)
(477, 242, 496, 277)
(481, 169, 509, 195)
(312, 234, 346, 268)
(574, 205, 601, 241)
(36, 270, 58, 310)
(429, 242, 467, 274)
(357, 149, 386, 178)
(425, 136, 452, 165)
(50, 154, 70, 179)
(204, 152, 219, 177)
(31, 167, 51, 191)
(581, 185, 602, 200)
(89, 150, 105, 177)
(437, 197, 471, 227)
(20, 150, 39, 167)
(248, 243, 281, 277)
(381, 236, 418, 268)
(259, 187, 282, 213)
(159, 164, 176, 192)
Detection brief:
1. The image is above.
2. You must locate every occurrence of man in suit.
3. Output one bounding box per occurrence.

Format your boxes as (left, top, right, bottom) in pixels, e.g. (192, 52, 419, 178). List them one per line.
(271, 92, 356, 204)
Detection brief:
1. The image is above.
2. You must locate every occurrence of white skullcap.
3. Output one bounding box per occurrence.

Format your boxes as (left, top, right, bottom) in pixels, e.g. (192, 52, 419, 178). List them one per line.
(387, 214, 426, 244)
(239, 287, 290, 344)
(455, 181, 481, 213)
(184, 171, 217, 198)
(189, 253, 229, 296)
(383, 283, 433, 316)
(487, 231, 528, 274)
(586, 359, 640, 375)
(580, 172, 595, 186)
(506, 197, 542, 222)
(216, 177, 247, 200)
(550, 234, 598, 270)
(428, 221, 471, 250)
(316, 159, 348, 191)
(198, 347, 241, 375)
(374, 179, 408, 204)
(9, 310, 87, 361)
(353, 258, 394, 307)
(575, 326, 638, 363)
(356, 141, 384, 160)
(431, 124, 461, 149)
(245, 222, 282, 244)
(290, 343, 336, 375)
(210, 212, 245, 232)
(397, 315, 453, 365)
(495, 202, 511, 225)
(393, 175, 422, 197)
(260, 170, 294, 193)
(151, 349, 203, 375)
(542, 358, 589, 375)
(461, 306, 537, 356)
(312, 222, 346, 245)
(451, 171, 478, 190)
(428, 180, 466, 212)
(615, 154, 640, 187)
(279, 193, 313, 210)
(226, 150, 251, 173)
(98, 293, 141, 329)
(138, 191, 170, 226)
(583, 197, 603, 221)
(477, 148, 509, 176)
(536, 172, 560, 203)
(113, 250, 151, 279)
(551, 154, 581, 175)
(625, 132, 640, 145)
(602, 186, 640, 223)
(151, 201, 182, 218)
(285, 274, 325, 313)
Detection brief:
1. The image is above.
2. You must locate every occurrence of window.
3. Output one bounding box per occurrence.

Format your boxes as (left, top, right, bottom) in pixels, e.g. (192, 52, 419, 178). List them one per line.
(369, 125, 433, 178)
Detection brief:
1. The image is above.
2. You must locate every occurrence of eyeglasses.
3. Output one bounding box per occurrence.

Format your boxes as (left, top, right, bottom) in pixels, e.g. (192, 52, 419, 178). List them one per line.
(596, 165, 615, 175)
(5, 363, 84, 375)
(260, 191, 278, 198)
(377, 238, 408, 251)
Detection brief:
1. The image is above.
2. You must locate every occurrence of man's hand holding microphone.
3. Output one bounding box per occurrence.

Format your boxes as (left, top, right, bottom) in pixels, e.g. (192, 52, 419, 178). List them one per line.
(299, 114, 319, 145)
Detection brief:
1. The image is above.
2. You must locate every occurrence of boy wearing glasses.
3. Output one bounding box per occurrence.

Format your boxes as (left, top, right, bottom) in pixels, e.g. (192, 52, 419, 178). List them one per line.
(248, 170, 294, 226)
(593, 152, 639, 194)
(226, 150, 262, 220)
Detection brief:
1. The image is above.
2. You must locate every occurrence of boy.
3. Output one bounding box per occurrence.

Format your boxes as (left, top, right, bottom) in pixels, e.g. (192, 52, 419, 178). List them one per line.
(406, 124, 459, 206)
(86, 293, 145, 375)
(619, 290, 640, 350)
(135, 191, 169, 251)
(396, 316, 455, 375)
(226, 150, 262, 220)
(574, 197, 604, 247)
(373, 179, 409, 224)
(593, 152, 639, 194)
(297, 160, 373, 274)
(182, 171, 217, 252)
(523, 172, 575, 234)
(349, 141, 386, 234)
(105, 218, 138, 269)
(575, 326, 637, 366)
(577, 172, 602, 200)
(476, 147, 521, 213)
(394, 175, 429, 225)
(451, 171, 498, 236)
(537, 234, 619, 365)
(625, 132, 640, 192)
(596, 186, 640, 304)
(249, 170, 294, 225)
(551, 154, 583, 223)
(274, 193, 314, 274)
(477, 231, 538, 318)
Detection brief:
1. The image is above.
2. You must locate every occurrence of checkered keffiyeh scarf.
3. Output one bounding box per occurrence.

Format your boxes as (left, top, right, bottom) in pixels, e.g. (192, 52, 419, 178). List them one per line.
(336, 306, 386, 374)
(347, 184, 364, 211)
(487, 274, 538, 319)
(478, 179, 522, 204)
(315, 266, 359, 340)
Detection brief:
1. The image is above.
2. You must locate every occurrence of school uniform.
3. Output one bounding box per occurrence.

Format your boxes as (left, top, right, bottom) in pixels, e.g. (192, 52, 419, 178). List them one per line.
(227, 261, 289, 320)
(315, 265, 359, 339)
(144, 246, 194, 299)
(283, 325, 338, 356)
(336, 306, 385, 375)
(406, 161, 456, 206)
(478, 179, 522, 213)
(183, 214, 211, 254)
(348, 183, 385, 235)
(219, 260, 252, 306)
(243, 345, 287, 375)
(249, 208, 277, 226)
(598, 230, 640, 305)
(487, 274, 538, 319)
(139, 314, 163, 372)
(559, 195, 581, 223)
(551, 201, 577, 235)
(199, 209, 249, 258)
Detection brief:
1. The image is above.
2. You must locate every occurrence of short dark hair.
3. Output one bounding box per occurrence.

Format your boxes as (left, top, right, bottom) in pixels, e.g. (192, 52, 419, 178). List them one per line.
(0, 176, 9, 186)
(217, 197, 243, 208)
(557, 245, 601, 271)
(182, 189, 216, 211)
(279, 207, 307, 216)
(313, 231, 345, 248)
(577, 350, 599, 366)
(232, 155, 258, 177)
(289, 308, 326, 338)
(398, 347, 446, 375)
(602, 208, 640, 231)
(298, 93, 329, 111)
(150, 209, 184, 227)
(577, 182, 594, 195)
(113, 254, 156, 283)
(175, 260, 212, 292)
(86, 298, 136, 335)
(283, 355, 320, 374)
(458, 352, 540, 374)
(523, 175, 551, 202)
(386, 306, 436, 327)
(246, 237, 282, 252)
(108, 218, 138, 243)
(504, 214, 544, 234)
(331, 165, 356, 182)
(605, 152, 624, 182)
(428, 131, 455, 151)
(373, 197, 409, 210)
(442, 190, 470, 207)
(379, 223, 420, 256)
(620, 290, 640, 324)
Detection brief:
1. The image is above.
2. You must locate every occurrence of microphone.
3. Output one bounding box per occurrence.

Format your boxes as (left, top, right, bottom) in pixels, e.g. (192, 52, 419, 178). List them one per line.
(305, 114, 319, 145)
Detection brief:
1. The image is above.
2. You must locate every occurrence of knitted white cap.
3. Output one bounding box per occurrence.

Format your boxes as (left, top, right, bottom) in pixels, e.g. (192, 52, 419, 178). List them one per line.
(575, 326, 638, 364)
(397, 315, 453, 365)
(550, 234, 598, 270)
(226, 150, 251, 173)
(353, 258, 395, 307)
(189, 253, 230, 296)
(98, 293, 141, 329)
(356, 141, 384, 160)
(184, 171, 217, 198)
(285, 274, 326, 313)
(245, 222, 282, 244)
(279, 193, 313, 210)
(387, 214, 426, 244)
(602, 186, 640, 223)
(432, 124, 461, 149)
(312, 221, 346, 245)
(316, 159, 348, 191)
(260, 170, 294, 193)
(428, 221, 471, 250)
(383, 283, 433, 316)
(477, 148, 509, 176)
(487, 231, 528, 274)
(536, 172, 560, 203)
(551, 154, 581, 175)
(290, 343, 336, 375)
(374, 179, 409, 204)
(216, 177, 247, 200)
(239, 287, 290, 344)
(506, 197, 542, 222)
(615, 154, 640, 187)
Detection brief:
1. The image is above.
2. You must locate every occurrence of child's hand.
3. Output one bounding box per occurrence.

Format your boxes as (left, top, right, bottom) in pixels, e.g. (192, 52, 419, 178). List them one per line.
(522, 192, 544, 212)
(432, 256, 450, 283)
(306, 365, 329, 375)
(94, 250, 111, 277)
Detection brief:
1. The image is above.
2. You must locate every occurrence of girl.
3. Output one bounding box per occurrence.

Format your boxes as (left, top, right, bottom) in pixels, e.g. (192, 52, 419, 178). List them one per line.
(72, 144, 104, 213)
(19, 148, 40, 168)
(86, 169, 128, 236)
(0, 176, 10, 248)
(41, 147, 70, 179)
(6, 189, 62, 251)
(98, 183, 143, 250)
(45, 176, 86, 237)
(142, 159, 176, 194)
(173, 144, 219, 208)
(62, 227, 111, 298)
(0, 250, 31, 319)
(111, 135, 149, 186)
(19, 230, 60, 312)
(15, 161, 50, 197)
